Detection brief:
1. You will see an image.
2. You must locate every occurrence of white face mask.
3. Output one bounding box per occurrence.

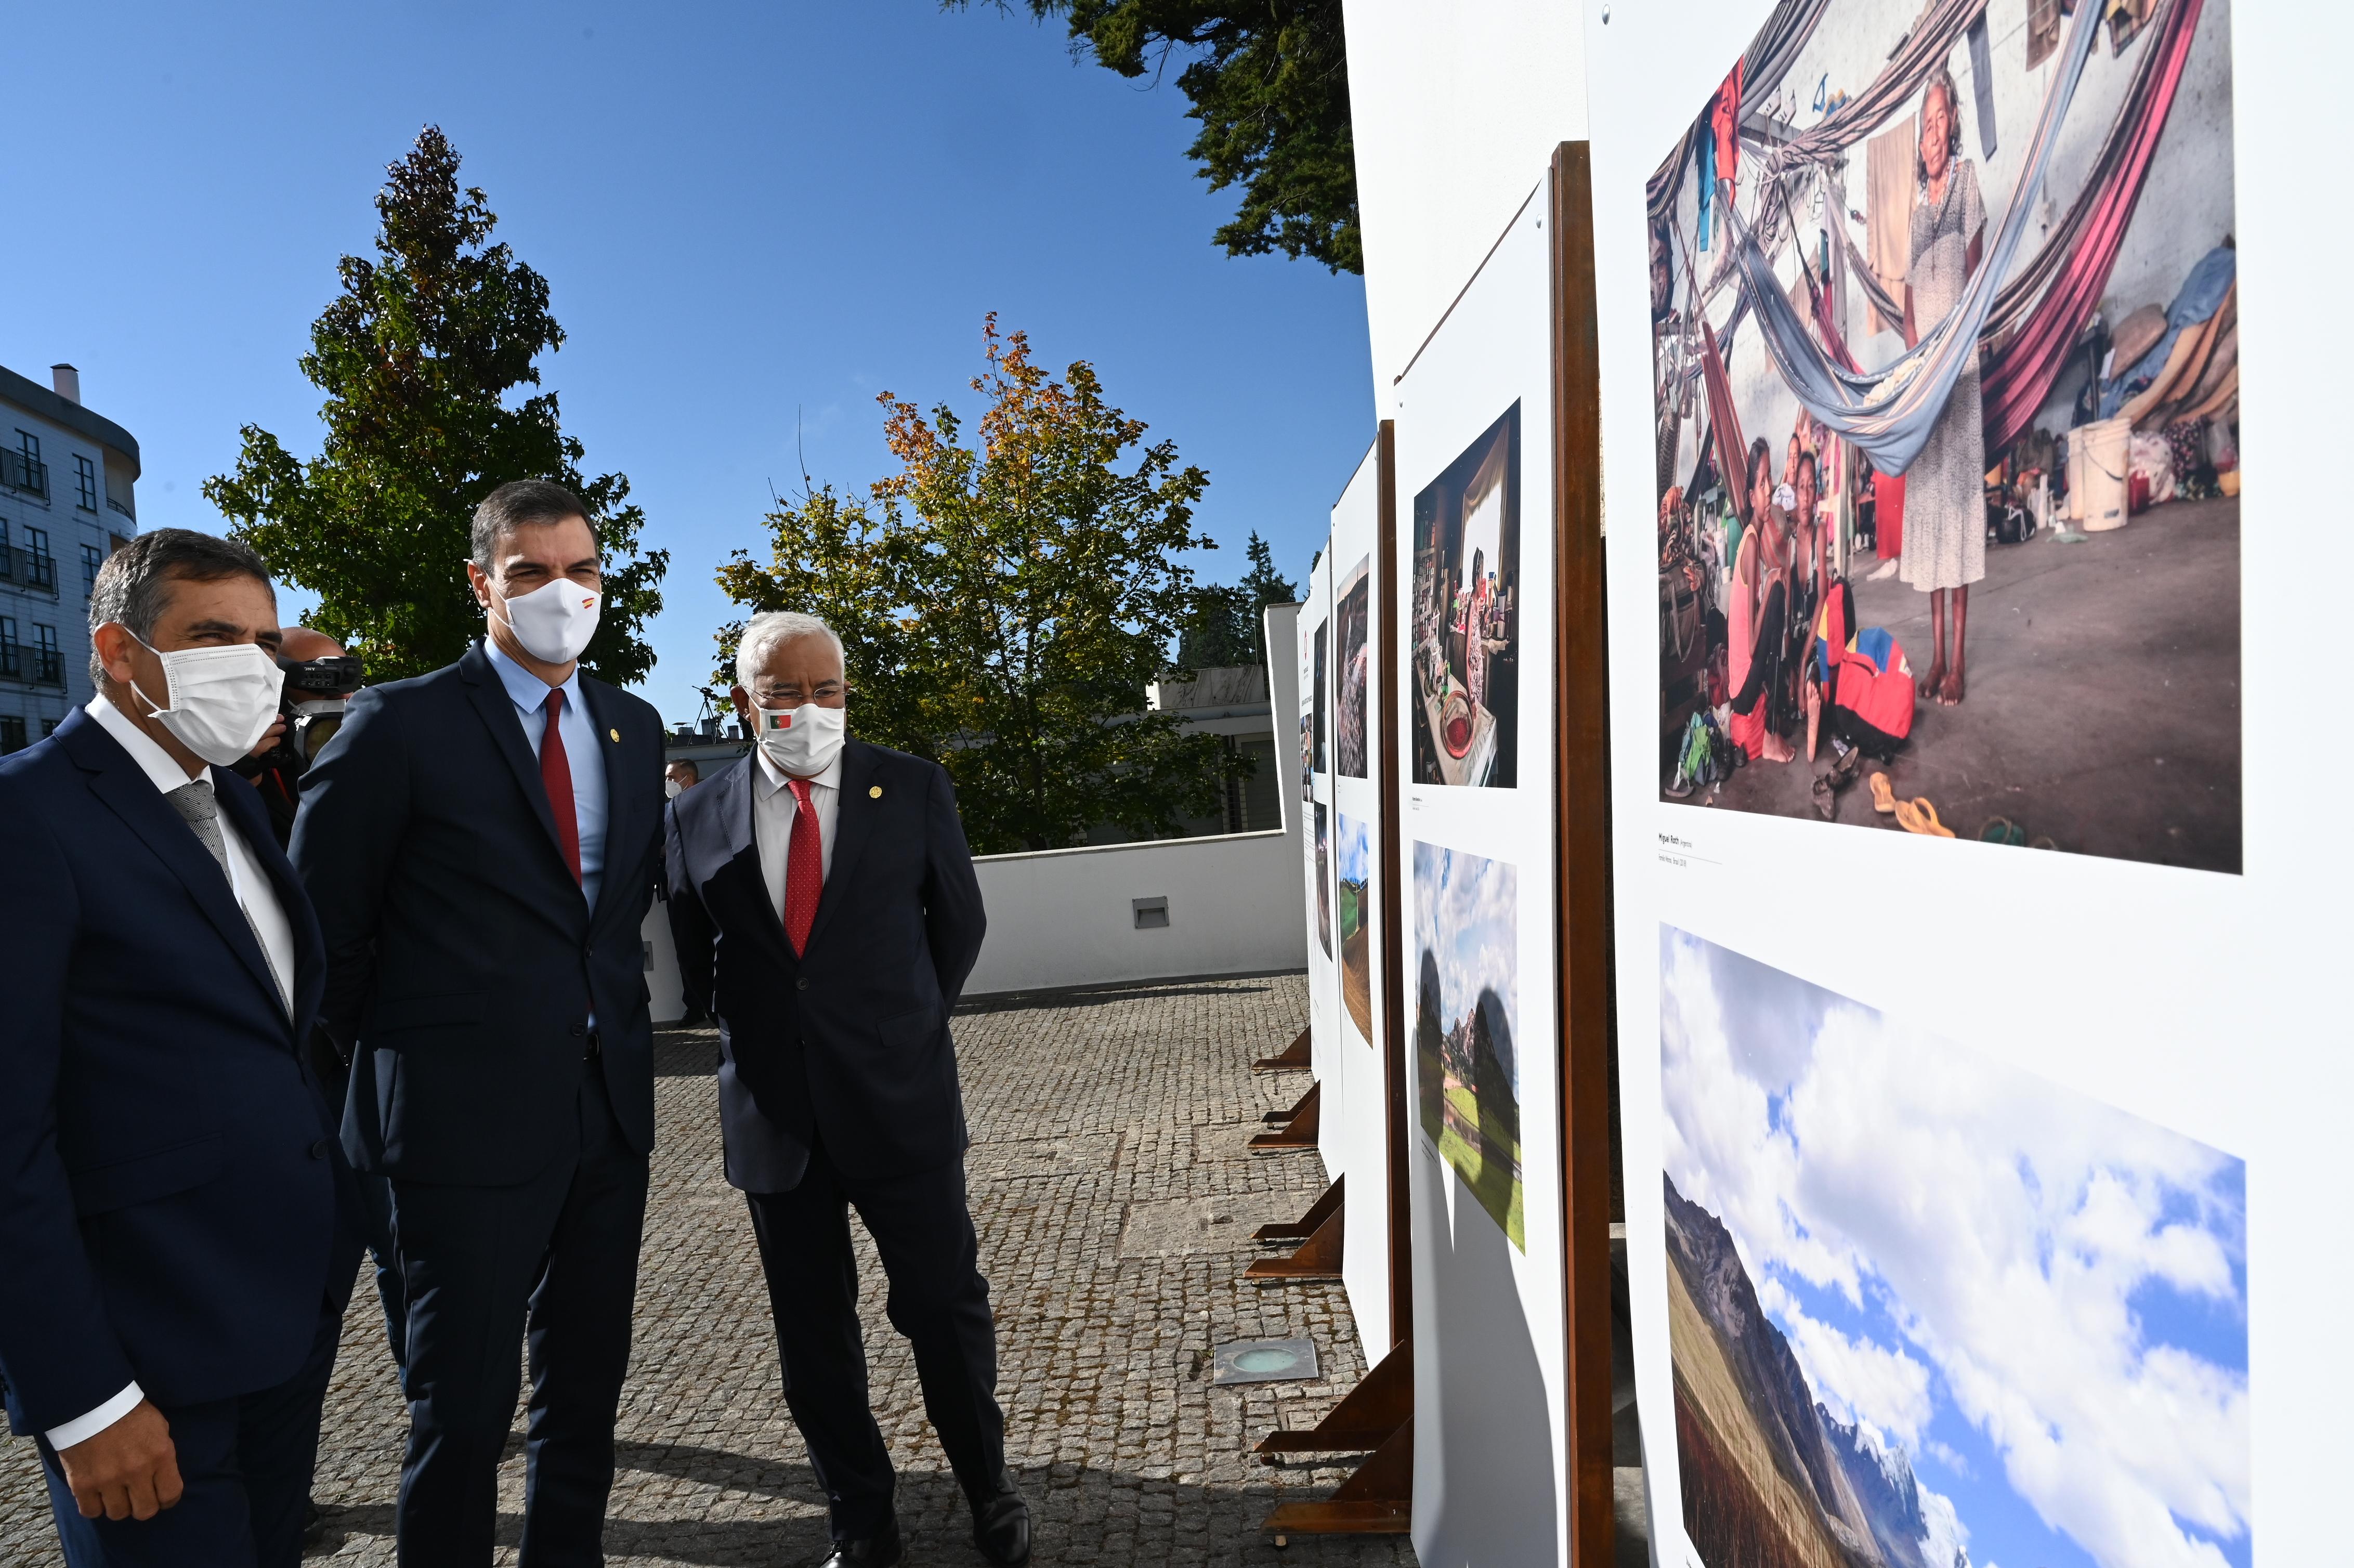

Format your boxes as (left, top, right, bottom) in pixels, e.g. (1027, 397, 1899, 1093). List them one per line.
(664, 778, 685, 800)
(122, 631, 287, 767)
(756, 702, 846, 778)
(493, 578, 601, 665)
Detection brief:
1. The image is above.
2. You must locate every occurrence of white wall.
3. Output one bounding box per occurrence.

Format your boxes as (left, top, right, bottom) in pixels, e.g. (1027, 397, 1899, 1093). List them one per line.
(1343, 1, 1590, 393)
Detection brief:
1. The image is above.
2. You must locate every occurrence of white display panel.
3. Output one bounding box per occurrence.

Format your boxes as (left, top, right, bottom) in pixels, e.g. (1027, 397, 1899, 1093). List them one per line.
(1327, 441, 1393, 1354)
(1389, 176, 1570, 1567)
(1299, 552, 1339, 1105)
(1587, 1, 2340, 1564)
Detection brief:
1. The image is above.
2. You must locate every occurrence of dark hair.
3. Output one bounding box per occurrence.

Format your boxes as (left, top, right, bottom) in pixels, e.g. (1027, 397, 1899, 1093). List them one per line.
(1916, 68, 1965, 187)
(470, 479, 591, 569)
(87, 529, 273, 684)
(1796, 449, 1819, 485)
(669, 758, 700, 782)
(1747, 437, 1774, 489)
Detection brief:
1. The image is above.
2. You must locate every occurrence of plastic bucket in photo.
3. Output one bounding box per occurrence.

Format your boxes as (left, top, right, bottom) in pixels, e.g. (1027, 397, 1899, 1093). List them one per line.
(2069, 416, 2132, 531)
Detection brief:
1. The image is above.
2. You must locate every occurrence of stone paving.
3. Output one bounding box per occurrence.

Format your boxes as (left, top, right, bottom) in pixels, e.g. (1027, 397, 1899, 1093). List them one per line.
(2, 974, 1416, 1567)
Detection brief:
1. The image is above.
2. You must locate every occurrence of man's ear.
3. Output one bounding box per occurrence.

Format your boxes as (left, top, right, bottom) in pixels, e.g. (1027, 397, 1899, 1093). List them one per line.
(729, 685, 753, 726)
(465, 560, 494, 610)
(92, 622, 137, 685)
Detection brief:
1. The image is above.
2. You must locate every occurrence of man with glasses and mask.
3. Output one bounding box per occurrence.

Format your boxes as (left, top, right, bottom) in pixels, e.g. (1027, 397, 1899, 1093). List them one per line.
(665, 611, 1024, 1568)
(0, 529, 357, 1566)
(291, 480, 666, 1565)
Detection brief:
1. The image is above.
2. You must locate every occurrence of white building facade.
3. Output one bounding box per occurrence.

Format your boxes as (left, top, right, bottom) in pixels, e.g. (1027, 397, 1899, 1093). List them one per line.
(0, 362, 139, 752)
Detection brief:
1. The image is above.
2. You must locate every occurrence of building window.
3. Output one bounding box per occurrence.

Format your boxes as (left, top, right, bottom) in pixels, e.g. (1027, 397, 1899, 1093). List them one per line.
(24, 527, 53, 592)
(0, 716, 25, 753)
(74, 454, 97, 511)
(32, 624, 62, 686)
(82, 543, 103, 598)
(0, 617, 19, 680)
(42, 717, 58, 736)
(17, 430, 38, 464)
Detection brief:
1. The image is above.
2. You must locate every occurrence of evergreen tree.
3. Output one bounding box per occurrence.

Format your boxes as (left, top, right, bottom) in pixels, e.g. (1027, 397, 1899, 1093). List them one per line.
(205, 126, 666, 684)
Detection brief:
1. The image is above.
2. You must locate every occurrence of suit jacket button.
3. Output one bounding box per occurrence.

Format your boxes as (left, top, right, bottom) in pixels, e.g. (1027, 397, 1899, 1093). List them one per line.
(570, 1024, 587, 1037)
(308, 1139, 329, 1160)
(796, 977, 809, 991)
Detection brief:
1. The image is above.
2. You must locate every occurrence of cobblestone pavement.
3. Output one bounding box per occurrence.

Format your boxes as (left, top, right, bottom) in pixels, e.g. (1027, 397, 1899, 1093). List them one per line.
(3, 974, 1416, 1567)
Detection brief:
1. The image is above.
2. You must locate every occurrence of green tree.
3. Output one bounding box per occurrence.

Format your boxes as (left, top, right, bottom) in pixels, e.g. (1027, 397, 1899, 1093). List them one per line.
(716, 317, 1236, 854)
(955, 1, 1358, 273)
(205, 126, 666, 684)
(1178, 530, 1298, 668)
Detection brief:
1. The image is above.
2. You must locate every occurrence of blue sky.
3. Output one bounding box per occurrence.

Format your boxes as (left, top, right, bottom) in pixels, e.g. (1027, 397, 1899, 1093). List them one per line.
(1660, 927, 2252, 1568)
(1413, 841, 1519, 1059)
(1335, 809, 1371, 886)
(0, 0, 1373, 725)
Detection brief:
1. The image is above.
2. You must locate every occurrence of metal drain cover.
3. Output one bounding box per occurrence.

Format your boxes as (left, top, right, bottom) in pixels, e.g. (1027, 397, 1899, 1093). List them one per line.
(1211, 1337, 1319, 1386)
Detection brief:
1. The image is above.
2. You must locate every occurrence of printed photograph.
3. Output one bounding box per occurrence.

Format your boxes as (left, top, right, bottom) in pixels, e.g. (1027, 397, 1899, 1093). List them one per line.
(1413, 841, 1522, 1248)
(1649, 0, 2241, 874)
(1313, 804, 1332, 959)
(1660, 926, 2250, 1568)
(1312, 621, 1329, 777)
(1299, 620, 1316, 801)
(1336, 556, 1371, 779)
(1412, 403, 1521, 789)
(1336, 812, 1374, 1042)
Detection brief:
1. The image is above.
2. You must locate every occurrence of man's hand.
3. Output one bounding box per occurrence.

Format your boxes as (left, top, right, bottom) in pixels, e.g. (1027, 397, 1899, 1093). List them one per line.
(57, 1401, 182, 1521)
(250, 714, 289, 760)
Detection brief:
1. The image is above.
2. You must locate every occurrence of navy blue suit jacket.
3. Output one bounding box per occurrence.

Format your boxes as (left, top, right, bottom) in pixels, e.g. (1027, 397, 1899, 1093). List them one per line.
(292, 641, 666, 1186)
(0, 707, 347, 1436)
(664, 743, 987, 1193)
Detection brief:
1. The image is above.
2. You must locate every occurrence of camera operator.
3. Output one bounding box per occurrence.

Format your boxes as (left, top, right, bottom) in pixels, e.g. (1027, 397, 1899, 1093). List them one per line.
(237, 628, 363, 851)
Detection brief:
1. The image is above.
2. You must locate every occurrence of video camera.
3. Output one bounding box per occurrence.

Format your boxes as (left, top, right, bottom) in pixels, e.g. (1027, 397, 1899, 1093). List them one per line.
(236, 652, 365, 780)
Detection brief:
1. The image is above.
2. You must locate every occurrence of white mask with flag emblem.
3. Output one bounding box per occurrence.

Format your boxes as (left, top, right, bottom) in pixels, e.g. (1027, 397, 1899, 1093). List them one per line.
(756, 702, 845, 778)
(495, 579, 601, 665)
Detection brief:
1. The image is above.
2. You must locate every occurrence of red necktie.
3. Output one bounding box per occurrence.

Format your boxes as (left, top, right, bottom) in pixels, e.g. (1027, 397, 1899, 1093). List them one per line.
(541, 688, 582, 885)
(782, 777, 821, 956)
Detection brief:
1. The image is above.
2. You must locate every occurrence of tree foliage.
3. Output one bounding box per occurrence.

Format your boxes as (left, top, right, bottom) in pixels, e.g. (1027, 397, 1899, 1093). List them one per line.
(1179, 530, 1297, 668)
(957, 1, 1358, 273)
(205, 126, 666, 684)
(716, 318, 1236, 854)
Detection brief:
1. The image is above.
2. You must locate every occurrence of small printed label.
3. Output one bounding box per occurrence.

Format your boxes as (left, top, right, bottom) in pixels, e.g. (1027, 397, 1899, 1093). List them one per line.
(1657, 830, 1719, 869)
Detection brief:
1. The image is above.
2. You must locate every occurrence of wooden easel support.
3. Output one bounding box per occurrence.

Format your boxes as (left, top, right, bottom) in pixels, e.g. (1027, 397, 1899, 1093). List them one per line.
(1251, 1027, 1312, 1073)
(1253, 1175, 1343, 1244)
(1244, 1201, 1343, 1285)
(1262, 1415, 1414, 1539)
(1248, 1083, 1320, 1152)
(1262, 1078, 1319, 1125)
(1255, 1343, 1409, 1455)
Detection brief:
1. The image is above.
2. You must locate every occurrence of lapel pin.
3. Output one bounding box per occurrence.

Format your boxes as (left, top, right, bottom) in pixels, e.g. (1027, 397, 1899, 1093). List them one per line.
(869, 785, 883, 799)
(608, 728, 620, 742)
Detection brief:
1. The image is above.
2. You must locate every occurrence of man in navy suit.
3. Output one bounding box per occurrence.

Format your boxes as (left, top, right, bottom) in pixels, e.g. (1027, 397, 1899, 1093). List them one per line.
(292, 481, 666, 1565)
(666, 611, 1028, 1568)
(0, 530, 355, 1567)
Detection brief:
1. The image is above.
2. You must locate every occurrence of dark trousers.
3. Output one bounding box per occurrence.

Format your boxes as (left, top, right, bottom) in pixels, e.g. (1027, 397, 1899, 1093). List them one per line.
(357, 1166, 407, 1373)
(1731, 580, 1790, 727)
(37, 1289, 344, 1568)
(389, 1067, 648, 1567)
(747, 1140, 1005, 1539)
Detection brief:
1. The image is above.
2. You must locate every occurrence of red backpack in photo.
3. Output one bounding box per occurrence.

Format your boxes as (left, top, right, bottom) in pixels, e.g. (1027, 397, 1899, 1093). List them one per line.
(1816, 579, 1915, 760)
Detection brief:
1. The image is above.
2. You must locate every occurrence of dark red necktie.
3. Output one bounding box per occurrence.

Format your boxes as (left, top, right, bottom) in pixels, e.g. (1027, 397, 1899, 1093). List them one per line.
(782, 777, 821, 955)
(541, 688, 582, 884)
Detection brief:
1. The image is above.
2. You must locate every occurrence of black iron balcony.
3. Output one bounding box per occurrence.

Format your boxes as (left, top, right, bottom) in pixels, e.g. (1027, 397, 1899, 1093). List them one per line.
(1, 449, 48, 499)
(0, 643, 18, 679)
(31, 648, 62, 686)
(0, 545, 59, 595)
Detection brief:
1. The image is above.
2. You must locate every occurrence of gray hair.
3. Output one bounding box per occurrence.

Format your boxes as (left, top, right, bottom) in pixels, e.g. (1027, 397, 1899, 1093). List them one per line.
(88, 528, 274, 684)
(736, 610, 845, 688)
(470, 479, 591, 569)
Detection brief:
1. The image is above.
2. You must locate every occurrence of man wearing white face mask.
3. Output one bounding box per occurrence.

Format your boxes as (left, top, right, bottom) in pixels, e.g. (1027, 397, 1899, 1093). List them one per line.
(0, 530, 357, 1567)
(665, 611, 1022, 1568)
(291, 480, 666, 1566)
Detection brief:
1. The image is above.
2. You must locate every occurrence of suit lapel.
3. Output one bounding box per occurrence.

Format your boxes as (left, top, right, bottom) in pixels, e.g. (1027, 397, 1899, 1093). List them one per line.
(458, 642, 570, 883)
(60, 712, 290, 1033)
(215, 764, 321, 1036)
(712, 755, 792, 958)
(804, 742, 878, 952)
(580, 677, 637, 925)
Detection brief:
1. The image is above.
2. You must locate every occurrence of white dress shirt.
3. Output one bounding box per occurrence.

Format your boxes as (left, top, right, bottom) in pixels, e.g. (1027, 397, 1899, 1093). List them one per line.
(55, 692, 302, 1450)
(752, 742, 842, 922)
(485, 639, 608, 911)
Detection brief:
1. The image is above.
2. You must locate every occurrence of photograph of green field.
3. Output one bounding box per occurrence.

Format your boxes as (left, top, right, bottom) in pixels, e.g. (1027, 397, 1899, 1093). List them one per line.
(1413, 841, 1523, 1248)
(1337, 812, 1374, 1042)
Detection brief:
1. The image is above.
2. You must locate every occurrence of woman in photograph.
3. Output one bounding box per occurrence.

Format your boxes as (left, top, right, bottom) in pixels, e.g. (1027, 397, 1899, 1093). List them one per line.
(1900, 64, 1986, 706)
(1463, 547, 1492, 718)
(1728, 438, 1796, 765)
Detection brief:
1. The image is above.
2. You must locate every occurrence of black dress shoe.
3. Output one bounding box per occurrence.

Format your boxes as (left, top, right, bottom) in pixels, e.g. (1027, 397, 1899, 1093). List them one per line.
(971, 1471, 1031, 1566)
(818, 1514, 903, 1568)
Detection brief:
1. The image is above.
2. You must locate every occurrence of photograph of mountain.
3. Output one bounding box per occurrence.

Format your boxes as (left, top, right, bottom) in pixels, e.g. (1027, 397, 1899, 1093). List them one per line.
(1336, 812, 1373, 1042)
(1660, 927, 2250, 1568)
(1414, 842, 1523, 1248)
(1312, 805, 1331, 959)
(1336, 556, 1371, 779)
